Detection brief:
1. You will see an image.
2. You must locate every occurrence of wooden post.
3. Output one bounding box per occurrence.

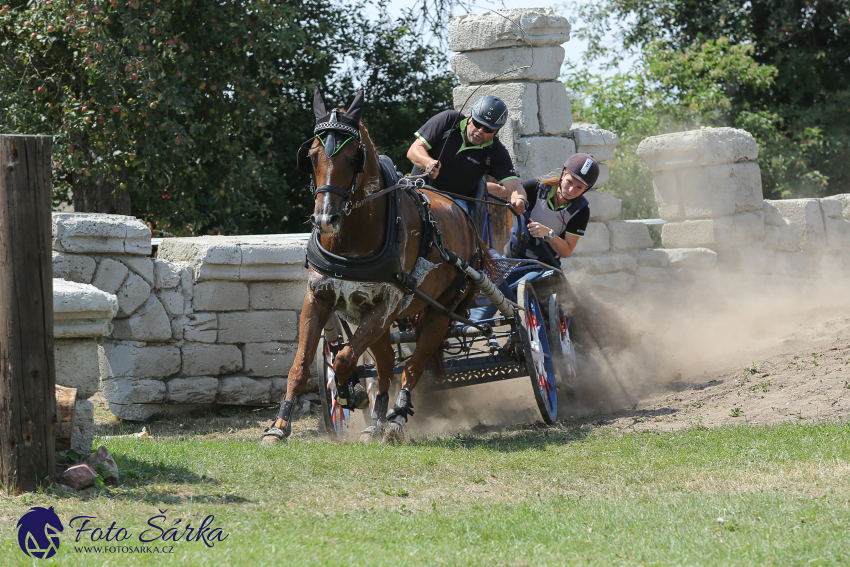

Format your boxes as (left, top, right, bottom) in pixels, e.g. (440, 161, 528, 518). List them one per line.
(0, 135, 55, 493)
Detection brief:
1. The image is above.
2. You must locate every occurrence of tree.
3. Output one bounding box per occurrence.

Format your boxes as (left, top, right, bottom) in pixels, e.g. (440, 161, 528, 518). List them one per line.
(0, 0, 456, 235)
(570, 0, 850, 201)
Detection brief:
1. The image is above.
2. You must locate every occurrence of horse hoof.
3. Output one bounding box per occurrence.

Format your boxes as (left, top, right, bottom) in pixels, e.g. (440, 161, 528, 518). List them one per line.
(359, 432, 374, 444)
(382, 422, 406, 444)
(260, 435, 285, 446)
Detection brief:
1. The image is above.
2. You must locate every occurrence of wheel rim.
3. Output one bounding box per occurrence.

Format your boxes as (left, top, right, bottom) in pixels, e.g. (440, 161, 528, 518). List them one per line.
(318, 320, 352, 440)
(558, 314, 577, 379)
(521, 282, 557, 422)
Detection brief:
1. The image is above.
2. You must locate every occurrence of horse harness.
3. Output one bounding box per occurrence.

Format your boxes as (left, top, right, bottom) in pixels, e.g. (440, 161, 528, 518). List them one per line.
(301, 115, 485, 329)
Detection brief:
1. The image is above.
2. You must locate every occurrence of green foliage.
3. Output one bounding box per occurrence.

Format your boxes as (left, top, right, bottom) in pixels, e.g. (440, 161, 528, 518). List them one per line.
(0, 0, 453, 235)
(569, 0, 850, 202)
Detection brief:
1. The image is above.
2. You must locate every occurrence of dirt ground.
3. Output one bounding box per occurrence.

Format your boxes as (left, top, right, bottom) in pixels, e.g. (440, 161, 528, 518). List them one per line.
(569, 314, 850, 432)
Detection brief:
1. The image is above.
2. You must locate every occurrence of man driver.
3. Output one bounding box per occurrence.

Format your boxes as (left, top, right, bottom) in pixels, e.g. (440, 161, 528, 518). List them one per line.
(406, 95, 528, 227)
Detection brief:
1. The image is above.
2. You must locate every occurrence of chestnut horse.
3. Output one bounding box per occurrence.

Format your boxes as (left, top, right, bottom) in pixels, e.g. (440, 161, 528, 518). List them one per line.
(261, 88, 485, 444)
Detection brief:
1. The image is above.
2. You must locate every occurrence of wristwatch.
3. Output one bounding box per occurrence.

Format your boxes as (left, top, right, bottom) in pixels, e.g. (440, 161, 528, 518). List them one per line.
(542, 229, 555, 241)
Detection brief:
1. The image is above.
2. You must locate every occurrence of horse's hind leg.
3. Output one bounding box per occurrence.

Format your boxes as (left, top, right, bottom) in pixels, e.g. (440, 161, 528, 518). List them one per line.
(332, 300, 397, 411)
(359, 331, 395, 443)
(384, 307, 452, 443)
(261, 290, 331, 445)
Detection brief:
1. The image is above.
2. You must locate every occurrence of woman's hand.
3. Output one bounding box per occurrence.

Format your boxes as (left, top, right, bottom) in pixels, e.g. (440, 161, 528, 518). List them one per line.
(527, 221, 553, 239)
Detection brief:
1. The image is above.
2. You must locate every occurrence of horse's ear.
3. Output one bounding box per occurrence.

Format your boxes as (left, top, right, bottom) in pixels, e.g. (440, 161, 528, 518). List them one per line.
(313, 87, 327, 121)
(346, 88, 365, 123)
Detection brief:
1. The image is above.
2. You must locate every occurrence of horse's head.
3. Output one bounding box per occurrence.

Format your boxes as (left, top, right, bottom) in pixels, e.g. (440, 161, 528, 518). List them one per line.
(300, 88, 367, 237)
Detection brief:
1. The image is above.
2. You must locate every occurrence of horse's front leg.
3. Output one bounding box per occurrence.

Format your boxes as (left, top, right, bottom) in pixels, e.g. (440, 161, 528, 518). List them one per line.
(332, 300, 397, 411)
(261, 289, 332, 445)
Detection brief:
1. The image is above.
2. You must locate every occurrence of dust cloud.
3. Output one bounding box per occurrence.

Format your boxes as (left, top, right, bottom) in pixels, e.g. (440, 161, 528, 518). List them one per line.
(359, 269, 850, 438)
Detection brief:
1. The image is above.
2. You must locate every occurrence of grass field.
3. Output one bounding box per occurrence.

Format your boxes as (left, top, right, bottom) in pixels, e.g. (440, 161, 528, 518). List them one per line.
(1, 410, 849, 566)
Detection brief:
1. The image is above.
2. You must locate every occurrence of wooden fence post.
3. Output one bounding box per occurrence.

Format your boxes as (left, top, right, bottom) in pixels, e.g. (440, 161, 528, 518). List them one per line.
(0, 135, 56, 493)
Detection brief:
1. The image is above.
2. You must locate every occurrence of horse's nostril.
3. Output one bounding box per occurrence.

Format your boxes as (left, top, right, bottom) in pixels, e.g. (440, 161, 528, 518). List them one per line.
(328, 214, 341, 227)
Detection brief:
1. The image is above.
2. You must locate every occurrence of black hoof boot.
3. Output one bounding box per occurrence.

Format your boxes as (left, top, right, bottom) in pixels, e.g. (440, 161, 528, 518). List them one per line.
(360, 392, 389, 443)
(336, 373, 369, 410)
(261, 399, 294, 445)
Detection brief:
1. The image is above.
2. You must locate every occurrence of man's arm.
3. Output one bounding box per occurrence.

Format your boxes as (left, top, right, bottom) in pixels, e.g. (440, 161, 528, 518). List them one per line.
(406, 139, 441, 178)
(502, 177, 528, 215)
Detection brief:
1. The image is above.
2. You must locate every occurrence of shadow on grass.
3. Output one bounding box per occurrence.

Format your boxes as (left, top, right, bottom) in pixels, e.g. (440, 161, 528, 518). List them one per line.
(408, 421, 594, 452)
(49, 455, 253, 505)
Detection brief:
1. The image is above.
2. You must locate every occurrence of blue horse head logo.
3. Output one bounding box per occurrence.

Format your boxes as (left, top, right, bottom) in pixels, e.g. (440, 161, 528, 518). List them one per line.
(17, 506, 63, 559)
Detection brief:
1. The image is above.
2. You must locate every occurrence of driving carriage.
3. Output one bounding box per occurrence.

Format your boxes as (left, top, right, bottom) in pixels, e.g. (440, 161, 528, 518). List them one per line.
(261, 87, 583, 445)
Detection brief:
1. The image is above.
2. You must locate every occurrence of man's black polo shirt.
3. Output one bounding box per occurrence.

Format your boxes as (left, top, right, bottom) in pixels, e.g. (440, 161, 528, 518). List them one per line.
(414, 110, 518, 197)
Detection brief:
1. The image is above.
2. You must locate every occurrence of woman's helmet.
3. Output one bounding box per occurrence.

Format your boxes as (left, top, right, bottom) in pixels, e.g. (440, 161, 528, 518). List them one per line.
(471, 95, 508, 131)
(564, 153, 600, 189)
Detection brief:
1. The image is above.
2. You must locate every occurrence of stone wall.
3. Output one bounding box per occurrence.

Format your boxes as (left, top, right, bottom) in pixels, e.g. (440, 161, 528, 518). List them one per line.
(54, 278, 117, 452)
(448, 8, 619, 186)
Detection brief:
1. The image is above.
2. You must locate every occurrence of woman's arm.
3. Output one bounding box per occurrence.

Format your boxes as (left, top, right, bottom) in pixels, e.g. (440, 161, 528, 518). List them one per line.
(525, 221, 581, 259)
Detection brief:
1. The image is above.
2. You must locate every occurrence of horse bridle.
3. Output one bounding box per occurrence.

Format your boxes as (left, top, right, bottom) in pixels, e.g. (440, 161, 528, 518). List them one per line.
(297, 110, 368, 214)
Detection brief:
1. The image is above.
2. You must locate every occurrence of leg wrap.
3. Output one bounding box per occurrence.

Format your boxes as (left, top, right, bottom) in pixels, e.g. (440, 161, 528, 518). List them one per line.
(337, 371, 369, 410)
(371, 392, 389, 426)
(276, 399, 294, 422)
(385, 388, 414, 423)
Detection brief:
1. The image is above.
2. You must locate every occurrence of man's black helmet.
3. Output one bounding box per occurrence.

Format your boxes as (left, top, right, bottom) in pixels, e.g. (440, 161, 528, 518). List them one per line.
(471, 95, 508, 131)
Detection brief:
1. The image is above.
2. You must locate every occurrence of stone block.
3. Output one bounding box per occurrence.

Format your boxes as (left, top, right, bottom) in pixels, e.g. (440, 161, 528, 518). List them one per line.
(833, 194, 850, 220)
(631, 249, 669, 268)
(237, 239, 309, 281)
(608, 221, 653, 252)
(116, 273, 152, 317)
(768, 199, 827, 251)
(71, 399, 95, 455)
(171, 315, 186, 341)
(271, 378, 288, 403)
(166, 377, 218, 404)
(636, 128, 759, 172)
(515, 137, 576, 180)
(652, 162, 764, 221)
(662, 248, 718, 270)
(52, 213, 151, 255)
(193, 281, 249, 311)
(55, 339, 100, 398)
(178, 262, 194, 300)
(111, 296, 172, 341)
(54, 279, 118, 339)
(217, 311, 298, 344)
(250, 282, 308, 310)
(636, 266, 669, 283)
(661, 211, 765, 249)
(570, 222, 609, 256)
(184, 313, 217, 343)
(822, 198, 844, 219)
(99, 342, 181, 380)
(537, 81, 573, 135)
(767, 219, 801, 251)
(717, 247, 774, 274)
(120, 256, 154, 285)
(181, 343, 242, 376)
(450, 46, 565, 83)
(92, 258, 129, 295)
(156, 237, 242, 281)
(824, 216, 850, 249)
(454, 82, 538, 136)
(585, 190, 621, 222)
(158, 290, 185, 317)
(449, 8, 571, 51)
(244, 342, 297, 377)
(564, 253, 637, 275)
(102, 379, 167, 404)
(154, 259, 182, 289)
(594, 163, 611, 189)
(53, 252, 96, 283)
(217, 376, 272, 405)
(763, 201, 783, 226)
(567, 123, 619, 162)
(774, 251, 817, 277)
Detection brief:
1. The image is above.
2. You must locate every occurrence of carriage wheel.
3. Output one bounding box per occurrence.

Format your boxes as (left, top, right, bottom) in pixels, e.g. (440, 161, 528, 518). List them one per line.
(516, 280, 558, 424)
(546, 293, 578, 398)
(316, 314, 359, 441)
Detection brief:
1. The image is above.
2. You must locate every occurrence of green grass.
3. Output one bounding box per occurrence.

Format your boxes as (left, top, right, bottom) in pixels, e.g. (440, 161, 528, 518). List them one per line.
(2, 419, 850, 566)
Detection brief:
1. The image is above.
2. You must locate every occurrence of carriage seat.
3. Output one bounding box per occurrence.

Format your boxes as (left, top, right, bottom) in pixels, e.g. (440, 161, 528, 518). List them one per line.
(378, 154, 402, 187)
